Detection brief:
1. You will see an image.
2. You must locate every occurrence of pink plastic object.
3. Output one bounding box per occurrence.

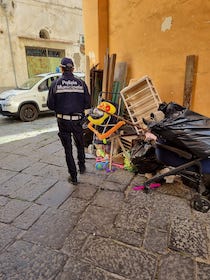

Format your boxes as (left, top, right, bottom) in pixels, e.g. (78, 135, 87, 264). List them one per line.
(133, 183, 161, 191)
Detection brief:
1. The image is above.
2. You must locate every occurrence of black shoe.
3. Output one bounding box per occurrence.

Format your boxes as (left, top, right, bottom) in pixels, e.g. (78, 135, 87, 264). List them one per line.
(68, 176, 78, 185)
(79, 165, 86, 174)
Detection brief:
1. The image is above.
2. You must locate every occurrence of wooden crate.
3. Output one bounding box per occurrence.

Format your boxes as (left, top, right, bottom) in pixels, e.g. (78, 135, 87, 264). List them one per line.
(120, 76, 161, 134)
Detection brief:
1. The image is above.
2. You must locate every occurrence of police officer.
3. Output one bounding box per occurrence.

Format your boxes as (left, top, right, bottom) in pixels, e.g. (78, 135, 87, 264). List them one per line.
(47, 57, 91, 185)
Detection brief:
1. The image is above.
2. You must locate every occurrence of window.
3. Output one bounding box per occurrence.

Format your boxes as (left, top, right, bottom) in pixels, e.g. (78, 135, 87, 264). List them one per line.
(26, 48, 47, 57)
(38, 80, 48, 91)
(25, 47, 64, 58)
(39, 29, 49, 39)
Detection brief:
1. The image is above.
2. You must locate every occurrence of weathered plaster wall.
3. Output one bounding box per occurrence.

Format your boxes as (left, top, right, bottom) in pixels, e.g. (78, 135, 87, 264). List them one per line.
(0, 0, 84, 87)
(108, 0, 210, 115)
(82, 0, 108, 68)
(82, 0, 99, 66)
(83, 0, 210, 116)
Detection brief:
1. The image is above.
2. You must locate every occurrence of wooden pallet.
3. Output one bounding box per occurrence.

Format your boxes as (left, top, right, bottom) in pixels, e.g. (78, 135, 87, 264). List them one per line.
(120, 135, 138, 150)
(120, 76, 161, 134)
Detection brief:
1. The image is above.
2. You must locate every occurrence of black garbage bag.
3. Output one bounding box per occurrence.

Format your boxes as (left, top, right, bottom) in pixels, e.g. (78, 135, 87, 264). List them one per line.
(149, 102, 210, 158)
(131, 139, 163, 174)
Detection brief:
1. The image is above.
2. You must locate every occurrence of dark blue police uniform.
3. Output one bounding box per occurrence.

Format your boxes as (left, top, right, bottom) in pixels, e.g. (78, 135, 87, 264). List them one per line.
(47, 58, 91, 184)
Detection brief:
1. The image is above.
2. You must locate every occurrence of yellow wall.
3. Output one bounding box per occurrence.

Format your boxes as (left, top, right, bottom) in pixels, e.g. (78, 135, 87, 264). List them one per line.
(83, 0, 210, 116)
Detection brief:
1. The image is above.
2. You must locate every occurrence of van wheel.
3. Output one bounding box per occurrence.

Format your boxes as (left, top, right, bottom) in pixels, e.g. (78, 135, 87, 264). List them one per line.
(19, 104, 38, 122)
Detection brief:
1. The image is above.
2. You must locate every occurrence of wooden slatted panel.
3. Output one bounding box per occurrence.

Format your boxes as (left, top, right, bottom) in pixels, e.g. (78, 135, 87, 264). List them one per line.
(120, 76, 161, 134)
(120, 135, 138, 150)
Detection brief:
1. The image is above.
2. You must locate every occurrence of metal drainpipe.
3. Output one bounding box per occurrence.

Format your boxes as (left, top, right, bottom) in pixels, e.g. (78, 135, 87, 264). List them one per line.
(3, 6, 18, 87)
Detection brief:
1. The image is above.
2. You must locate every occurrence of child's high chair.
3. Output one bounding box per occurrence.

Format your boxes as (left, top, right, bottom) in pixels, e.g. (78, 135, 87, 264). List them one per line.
(87, 101, 129, 170)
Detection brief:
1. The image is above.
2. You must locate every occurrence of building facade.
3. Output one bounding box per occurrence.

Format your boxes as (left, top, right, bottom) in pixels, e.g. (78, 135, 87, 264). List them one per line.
(83, 0, 210, 116)
(0, 0, 84, 88)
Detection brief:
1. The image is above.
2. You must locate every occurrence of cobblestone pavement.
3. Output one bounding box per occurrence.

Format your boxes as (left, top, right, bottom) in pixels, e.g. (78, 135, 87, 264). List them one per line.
(0, 128, 210, 279)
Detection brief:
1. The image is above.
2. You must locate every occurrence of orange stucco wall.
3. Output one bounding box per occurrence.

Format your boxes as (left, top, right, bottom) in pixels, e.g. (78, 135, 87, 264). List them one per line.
(82, 0, 108, 68)
(83, 0, 210, 116)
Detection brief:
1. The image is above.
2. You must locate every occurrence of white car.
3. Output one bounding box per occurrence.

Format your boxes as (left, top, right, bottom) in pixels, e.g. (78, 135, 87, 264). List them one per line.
(0, 72, 85, 122)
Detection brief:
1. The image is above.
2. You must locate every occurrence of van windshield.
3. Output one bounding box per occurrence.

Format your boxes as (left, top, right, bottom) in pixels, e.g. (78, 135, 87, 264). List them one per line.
(18, 76, 43, 90)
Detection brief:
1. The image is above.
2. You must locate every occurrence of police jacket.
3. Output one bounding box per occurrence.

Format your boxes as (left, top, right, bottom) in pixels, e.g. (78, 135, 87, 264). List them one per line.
(47, 71, 91, 115)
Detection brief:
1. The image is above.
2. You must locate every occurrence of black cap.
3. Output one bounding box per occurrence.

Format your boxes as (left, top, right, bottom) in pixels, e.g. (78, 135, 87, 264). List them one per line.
(60, 57, 74, 68)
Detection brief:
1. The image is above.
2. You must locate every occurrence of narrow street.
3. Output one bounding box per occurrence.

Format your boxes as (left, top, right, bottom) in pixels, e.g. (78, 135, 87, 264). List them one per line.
(0, 114, 57, 144)
(0, 113, 210, 279)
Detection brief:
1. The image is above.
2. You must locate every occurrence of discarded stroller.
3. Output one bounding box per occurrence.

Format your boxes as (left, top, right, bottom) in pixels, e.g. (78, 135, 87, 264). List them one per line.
(143, 102, 210, 213)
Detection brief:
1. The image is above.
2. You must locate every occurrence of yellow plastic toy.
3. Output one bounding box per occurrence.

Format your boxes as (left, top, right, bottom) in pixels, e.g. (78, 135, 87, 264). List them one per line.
(87, 101, 126, 140)
(87, 101, 116, 125)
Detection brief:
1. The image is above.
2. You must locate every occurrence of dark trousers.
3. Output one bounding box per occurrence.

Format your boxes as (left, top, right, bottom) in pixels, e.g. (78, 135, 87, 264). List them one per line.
(57, 118, 85, 177)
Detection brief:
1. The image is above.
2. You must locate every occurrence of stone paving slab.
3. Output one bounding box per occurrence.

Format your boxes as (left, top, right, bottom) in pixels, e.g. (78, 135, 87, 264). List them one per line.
(92, 190, 125, 210)
(39, 154, 66, 167)
(196, 261, 210, 280)
(22, 161, 49, 175)
(36, 180, 74, 207)
(55, 257, 126, 280)
(35, 164, 69, 180)
(22, 208, 79, 249)
(0, 199, 31, 223)
(71, 184, 98, 200)
(109, 226, 144, 247)
(0, 152, 9, 160)
(99, 180, 128, 192)
(61, 229, 89, 257)
(0, 223, 21, 251)
(115, 200, 149, 233)
(0, 154, 34, 172)
(0, 196, 9, 206)
(76, 172, 108, 186)
(0, 240, 67, 280)
(169, 217, 208, 259)
(143, 226, 168, 255)
(148, 193, 192, 230)
(125, 190, 155, 209)
(77, 205, 117, 236)
(106, 169, 135, 185)
(10, 176, 57, 202)
(59, 197, 90, 214)
(82, 235, 157, 280)
(36, 141, 62, 155)
(158, 253, 195, 280)
(12, 203, 48, 230)
(148, 207, 171, 231)
(0, 173, 33, 196)
(22, 160, 67, 179)
(0, 169, 17, 185)
(0, 140, 32, 153)
(13, 148, 44, 161)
